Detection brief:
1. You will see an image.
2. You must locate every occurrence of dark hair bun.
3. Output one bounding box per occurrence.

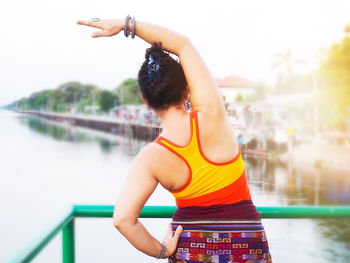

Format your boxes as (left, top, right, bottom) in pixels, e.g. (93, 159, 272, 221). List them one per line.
(138, 42, 187, 111)
(145, 42, 163, 61)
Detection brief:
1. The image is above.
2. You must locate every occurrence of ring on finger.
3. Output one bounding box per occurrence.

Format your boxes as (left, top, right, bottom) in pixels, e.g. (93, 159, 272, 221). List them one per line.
(89, 18, 100, 22)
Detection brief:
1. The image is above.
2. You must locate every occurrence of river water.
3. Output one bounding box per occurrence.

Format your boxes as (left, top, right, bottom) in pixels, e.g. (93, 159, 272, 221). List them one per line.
(1, 110, 350, 263)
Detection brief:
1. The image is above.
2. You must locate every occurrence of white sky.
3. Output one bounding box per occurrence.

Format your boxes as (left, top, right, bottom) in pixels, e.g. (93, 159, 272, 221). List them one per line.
(1, 0, 349, 106)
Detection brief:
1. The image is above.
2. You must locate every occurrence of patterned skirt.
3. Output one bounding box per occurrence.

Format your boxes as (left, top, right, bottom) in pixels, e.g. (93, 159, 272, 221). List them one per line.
(169, 201, 272, 263)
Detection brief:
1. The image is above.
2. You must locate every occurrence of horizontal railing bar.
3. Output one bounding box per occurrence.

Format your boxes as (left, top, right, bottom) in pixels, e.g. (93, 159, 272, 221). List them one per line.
(9, 205, 350, 262)
(73, 205, 178, 218)
(9, 207, 74, 263)
(73, 205, 114, 217)
(73, 205, 350, 218)
(257, 206, 350, 218)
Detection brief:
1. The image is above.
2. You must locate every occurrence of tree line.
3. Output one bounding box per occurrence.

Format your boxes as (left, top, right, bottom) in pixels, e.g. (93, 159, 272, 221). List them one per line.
(318, 27, 350, 130)
(3, 78, 143, 113)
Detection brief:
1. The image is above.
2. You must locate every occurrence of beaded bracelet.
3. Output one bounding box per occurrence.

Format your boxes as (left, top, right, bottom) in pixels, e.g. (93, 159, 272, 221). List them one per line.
(124, 15, 131, 37)
(131, 16, 136, 39)
(156, 243, 168, 259)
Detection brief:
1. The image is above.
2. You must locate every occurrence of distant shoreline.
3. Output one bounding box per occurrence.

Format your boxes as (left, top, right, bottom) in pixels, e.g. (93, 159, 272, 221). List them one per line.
(16, 110, 161, 142)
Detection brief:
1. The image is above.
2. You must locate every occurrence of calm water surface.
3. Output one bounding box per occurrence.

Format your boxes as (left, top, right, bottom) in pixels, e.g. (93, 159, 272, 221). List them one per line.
(1, 110, 349, 262)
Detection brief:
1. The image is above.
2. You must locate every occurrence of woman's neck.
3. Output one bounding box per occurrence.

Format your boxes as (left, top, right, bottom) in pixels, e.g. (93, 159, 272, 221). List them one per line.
(158, 105, 189, 134)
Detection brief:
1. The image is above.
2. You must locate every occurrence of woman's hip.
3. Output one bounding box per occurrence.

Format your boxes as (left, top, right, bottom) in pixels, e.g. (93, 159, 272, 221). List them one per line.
(169, 219, 272, 263)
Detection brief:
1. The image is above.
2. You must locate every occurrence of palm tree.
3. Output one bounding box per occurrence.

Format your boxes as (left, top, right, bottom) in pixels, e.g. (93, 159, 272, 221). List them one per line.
(271, 50, 305, 93)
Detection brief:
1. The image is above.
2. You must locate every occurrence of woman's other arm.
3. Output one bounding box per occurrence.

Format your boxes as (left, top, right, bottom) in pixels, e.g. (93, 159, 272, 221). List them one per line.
(112, 145, 182, 258)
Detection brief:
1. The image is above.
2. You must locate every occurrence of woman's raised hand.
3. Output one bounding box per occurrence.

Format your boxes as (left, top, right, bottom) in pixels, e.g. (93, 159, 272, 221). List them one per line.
(77, 19, 124, 38)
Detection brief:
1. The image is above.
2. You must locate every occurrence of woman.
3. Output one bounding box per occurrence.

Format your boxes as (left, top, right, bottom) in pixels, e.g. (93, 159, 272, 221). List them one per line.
(77, 16, 272, 263)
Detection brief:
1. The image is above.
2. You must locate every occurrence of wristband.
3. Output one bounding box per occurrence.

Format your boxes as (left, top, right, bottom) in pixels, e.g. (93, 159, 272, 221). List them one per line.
(131, 16, 136, 39)
(156, 243, 167, 259)
(124, 15, 131, 37)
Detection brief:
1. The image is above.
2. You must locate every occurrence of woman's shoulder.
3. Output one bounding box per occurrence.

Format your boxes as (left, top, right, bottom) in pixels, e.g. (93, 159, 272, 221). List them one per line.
(136, 142, 161, 159)
(134, 141, 169, 168)
(128, 142, 165, 179)
(135, 141, 189, 190)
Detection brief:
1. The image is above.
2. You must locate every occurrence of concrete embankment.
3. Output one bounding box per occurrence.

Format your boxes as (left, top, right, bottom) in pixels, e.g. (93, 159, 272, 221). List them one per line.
(280, 143, 350, 172)
(18, 110, 161, 141)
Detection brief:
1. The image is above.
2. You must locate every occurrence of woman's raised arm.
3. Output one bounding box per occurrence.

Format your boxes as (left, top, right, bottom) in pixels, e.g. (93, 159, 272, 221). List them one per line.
(77, 18, 226, 119)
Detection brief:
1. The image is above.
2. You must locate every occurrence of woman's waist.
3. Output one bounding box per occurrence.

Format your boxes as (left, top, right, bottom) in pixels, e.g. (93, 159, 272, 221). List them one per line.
(172, 219, 265, 233)
(173, 171, 252, 208)
(172, 200, 261, 221)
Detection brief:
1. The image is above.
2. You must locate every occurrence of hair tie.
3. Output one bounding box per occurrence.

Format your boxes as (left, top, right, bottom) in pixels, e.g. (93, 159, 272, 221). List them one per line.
(148, 55, 161, 84)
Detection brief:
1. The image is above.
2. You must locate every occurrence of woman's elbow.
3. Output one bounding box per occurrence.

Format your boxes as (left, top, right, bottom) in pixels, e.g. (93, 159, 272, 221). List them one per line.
(113, 215, 124, 230)
(178, 37, 193, 54)
(112, 214, 135, 231)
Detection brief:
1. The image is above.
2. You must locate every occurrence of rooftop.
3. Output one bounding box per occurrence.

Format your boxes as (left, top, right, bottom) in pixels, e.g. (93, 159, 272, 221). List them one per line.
(216, 75, 254, 89)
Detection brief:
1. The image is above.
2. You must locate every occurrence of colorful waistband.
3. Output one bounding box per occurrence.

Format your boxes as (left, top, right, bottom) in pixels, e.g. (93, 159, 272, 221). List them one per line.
(172, 200, 261, 221)
(172, 219, 265, 233)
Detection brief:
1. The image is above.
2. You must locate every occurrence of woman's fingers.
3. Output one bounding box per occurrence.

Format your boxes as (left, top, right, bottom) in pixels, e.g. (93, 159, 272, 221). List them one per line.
(167, 222, 173, 234)
(163, 223, 173, 242)
(165, 225, 182, 257)
(77, 19, 123, 37)
(173, 226, 183, 241)
(92, 30, 111, 38)
(77, 20, 102, 29)
(76, 19, 110, 38)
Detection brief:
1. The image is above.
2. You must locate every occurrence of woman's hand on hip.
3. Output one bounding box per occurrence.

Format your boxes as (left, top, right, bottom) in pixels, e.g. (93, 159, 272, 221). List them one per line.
(163, 223, 183, 258)
(77, 19, 123, 38)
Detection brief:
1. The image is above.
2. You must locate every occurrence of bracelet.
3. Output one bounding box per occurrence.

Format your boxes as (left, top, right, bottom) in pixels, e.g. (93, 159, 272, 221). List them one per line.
(131, 16, 136, 39)
(124, 15, 131, 37)
(156, 243, 168, 259)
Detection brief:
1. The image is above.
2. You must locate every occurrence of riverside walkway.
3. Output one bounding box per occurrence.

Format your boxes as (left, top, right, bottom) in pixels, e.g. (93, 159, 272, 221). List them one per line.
(18, 110, 161, 141)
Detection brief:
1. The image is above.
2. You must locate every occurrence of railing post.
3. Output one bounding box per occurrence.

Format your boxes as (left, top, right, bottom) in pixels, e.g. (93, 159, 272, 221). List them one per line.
(62, 218, 75, 263)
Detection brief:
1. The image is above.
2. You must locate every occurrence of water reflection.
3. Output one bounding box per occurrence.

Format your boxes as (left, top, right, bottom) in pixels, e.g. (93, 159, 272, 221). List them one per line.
(318, 219, 350, 248)
(245, 157, 350, 205)
(18, 115, 147, 155)
(245, 157, 350, 254)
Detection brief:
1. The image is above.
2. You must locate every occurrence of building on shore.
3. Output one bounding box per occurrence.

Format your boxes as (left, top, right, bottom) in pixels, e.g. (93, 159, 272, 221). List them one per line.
(216, 75, 254, 103)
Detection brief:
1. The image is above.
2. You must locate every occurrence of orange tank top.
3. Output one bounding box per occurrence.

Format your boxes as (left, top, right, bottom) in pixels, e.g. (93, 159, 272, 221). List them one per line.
(155, 111, 251, 208)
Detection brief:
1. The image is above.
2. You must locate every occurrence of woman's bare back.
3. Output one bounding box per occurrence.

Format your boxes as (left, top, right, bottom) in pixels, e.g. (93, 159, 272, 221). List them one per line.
(152, 110, 239, 192)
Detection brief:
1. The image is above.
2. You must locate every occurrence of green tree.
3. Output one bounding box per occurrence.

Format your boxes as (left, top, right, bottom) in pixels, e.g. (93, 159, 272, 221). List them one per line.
(345, 24, 350, 34)
(49, 89, 66, 112)
(18, 98, 30, 110)
(78, 98, 92, 112)
(235, 93, 244, 102)
(3, 81, 103, 112)
(31, 90, 50, 110)
(246, 82, 271, 102)
(318, 35, 350, 128)
(115, 78, 142, 105)
(59, 81, 86, 104)
(98, 90, 119, 112)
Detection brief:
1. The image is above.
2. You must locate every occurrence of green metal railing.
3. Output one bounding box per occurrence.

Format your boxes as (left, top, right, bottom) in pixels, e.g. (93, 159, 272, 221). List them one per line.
(9, 205, 350, 263)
